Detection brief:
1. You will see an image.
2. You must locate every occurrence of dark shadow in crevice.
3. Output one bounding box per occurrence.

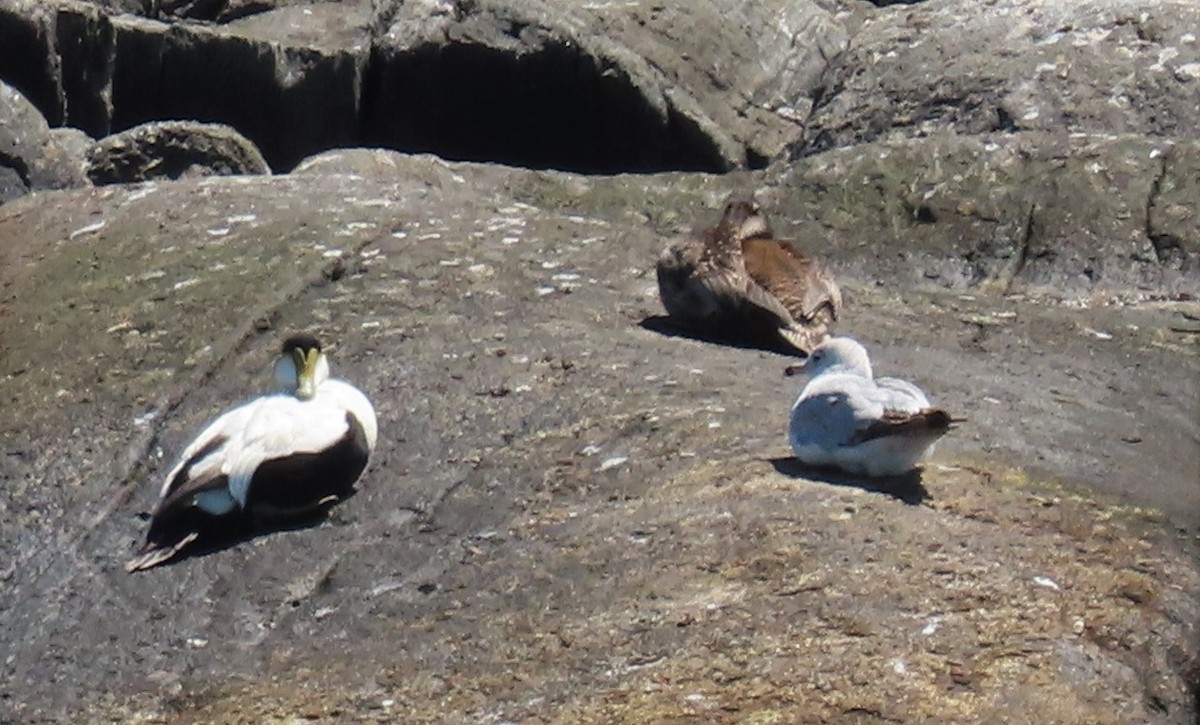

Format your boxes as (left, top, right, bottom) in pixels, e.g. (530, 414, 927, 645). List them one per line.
(361, 40, 729, 174)
(639, 315, 806, 358)
(768, 456, 929, 505)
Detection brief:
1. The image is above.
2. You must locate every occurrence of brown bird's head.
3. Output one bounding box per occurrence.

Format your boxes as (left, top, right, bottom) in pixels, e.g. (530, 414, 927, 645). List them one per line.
(715, 195, 773, 245)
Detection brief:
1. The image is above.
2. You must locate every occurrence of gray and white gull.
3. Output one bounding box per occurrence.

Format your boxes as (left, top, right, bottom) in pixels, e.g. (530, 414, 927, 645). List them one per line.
(785, 337, 961, 477)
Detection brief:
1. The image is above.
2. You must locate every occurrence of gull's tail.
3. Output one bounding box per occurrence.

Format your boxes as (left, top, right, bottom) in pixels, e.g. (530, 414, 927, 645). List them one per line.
(853, 408, 964, 444)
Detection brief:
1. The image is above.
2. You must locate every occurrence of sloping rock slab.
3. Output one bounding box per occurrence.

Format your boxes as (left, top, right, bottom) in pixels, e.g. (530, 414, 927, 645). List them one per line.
(0, 156, 1196, 721)
(769, 133, 1198, 295)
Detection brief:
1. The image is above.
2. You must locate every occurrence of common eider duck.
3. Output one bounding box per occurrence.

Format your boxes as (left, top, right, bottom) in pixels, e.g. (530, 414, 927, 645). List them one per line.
(126, 333, 378, 572)
(656, 194, 842, 355)
(784, 337, 961, 477)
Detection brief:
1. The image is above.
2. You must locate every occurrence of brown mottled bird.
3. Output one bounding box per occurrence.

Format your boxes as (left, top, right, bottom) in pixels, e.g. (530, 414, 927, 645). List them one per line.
(655, 194, 841, 355)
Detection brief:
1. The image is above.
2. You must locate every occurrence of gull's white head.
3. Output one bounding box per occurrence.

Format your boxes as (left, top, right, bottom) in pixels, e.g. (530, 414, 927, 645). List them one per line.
(785, 337, 874, 379)
(273, 333, 330, 399)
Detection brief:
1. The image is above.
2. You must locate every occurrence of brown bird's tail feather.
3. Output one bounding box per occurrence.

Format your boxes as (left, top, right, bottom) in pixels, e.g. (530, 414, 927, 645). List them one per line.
(778, 323, 831, 356)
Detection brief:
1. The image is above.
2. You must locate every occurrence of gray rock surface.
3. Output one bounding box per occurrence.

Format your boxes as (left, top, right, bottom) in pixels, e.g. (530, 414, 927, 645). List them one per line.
(0, 150, 1197, 722)
(799, 0, 1200, 155)
(5, 0, 1200, 175)
(1, 0, 1199, 720)
(363, 0, 744, 171)
(770, 132, 1198, 294)
(0, 0, 65, 125)
(86, 119, 271, 184)
(0, 79, 90, 202)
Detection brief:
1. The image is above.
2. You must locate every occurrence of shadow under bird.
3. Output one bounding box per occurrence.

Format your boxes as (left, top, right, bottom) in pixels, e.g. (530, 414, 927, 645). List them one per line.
(656, 194, 842, 355)
(126, 333, 378, 572)
(785, 337, 962, 477)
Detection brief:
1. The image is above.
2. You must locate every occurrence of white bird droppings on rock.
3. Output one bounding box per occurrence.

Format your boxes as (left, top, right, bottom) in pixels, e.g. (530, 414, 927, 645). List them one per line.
(173, 278, 199, 291)
(1032, 576, 1061, 591)
(124, 185, 156, 203)
(1175, 62, 1200, 81)
(599, 456, 628, 472)
(69, 220, 106, 239)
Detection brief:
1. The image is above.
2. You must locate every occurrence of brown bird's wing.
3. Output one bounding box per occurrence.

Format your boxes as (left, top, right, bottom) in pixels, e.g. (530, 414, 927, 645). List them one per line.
(740, 237, 842, 352)
(741, 237, 842, 323)
(655, 232, 727, 322)
(848, 408, 961, 445)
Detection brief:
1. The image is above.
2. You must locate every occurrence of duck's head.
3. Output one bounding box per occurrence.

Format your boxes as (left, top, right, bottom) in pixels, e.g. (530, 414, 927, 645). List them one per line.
(717, 194, 772, 243)
(784, 337, 873, 380)
(274, 333, 330, 399)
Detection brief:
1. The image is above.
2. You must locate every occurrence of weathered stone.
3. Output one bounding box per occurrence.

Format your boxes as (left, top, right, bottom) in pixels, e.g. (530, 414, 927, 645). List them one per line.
(1150, 142, 1200, 272)
(0, 165, 24, 203)
(770, 132, 1198, 295)
(49, 124, 95, 160)
(0, 160, 1195, 721)
(0, 0, 64, 125)
(110, 12, 366, 171)
(799, 0, 1200, 155)
(0, 0, 1198, 720)
(223, 1, 371, 52)
(583, 0, 848, 164)
(0, 80, 90, 201)
(86, 119, 270, 183)
(154, 0, 316, 22)
(365, 0, 745, 173)
(55, 1, 116, 138)
(85, 0, 147, 14)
